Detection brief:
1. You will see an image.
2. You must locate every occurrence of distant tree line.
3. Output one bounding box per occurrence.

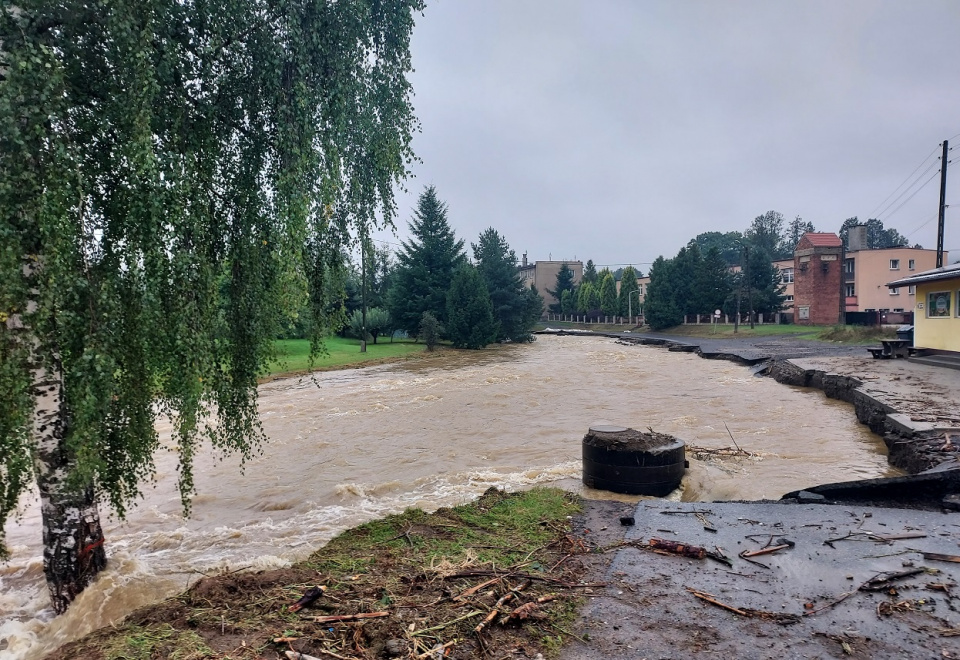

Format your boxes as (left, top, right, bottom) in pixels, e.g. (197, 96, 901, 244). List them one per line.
(282, 186, 544, 350)
(690, 212, 915, 267)
(546, 259, 646, 321)
(641, 211, 914, 330)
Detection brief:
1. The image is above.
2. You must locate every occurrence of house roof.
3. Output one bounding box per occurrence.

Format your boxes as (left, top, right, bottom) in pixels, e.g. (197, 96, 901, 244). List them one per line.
(801, 232, 843, 247)
(887, 261, 960, 288)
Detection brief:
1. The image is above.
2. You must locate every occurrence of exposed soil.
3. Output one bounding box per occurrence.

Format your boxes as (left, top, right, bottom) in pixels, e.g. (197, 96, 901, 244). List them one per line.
(561, 499, 960, 660)
(45, 488, 602, 660)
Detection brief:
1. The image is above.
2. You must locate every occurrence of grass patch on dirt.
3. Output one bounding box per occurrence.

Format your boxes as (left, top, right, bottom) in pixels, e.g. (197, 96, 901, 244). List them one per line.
(48, 488, 590, 660)
(265, 338, 425, 378)
(816, 324, 897, 344)
(656, 324, 822, 339)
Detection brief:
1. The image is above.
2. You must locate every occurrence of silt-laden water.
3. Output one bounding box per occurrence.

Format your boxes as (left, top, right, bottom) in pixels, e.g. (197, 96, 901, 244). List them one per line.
(0, 335, 897, 658)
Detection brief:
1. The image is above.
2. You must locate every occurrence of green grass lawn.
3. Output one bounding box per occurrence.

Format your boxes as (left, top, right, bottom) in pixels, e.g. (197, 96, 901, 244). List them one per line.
(535, 320, 894, 344)
(267, 337, 425, 376)
(536, 319, 821, 338)
(658, 323, 822, 339)
(661, 323, 896, 343)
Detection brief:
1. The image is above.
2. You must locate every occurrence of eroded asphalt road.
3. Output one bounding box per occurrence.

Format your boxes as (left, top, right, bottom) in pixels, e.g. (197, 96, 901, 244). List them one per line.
(620, 330, 870, 361)
(564, 499, 960, 660)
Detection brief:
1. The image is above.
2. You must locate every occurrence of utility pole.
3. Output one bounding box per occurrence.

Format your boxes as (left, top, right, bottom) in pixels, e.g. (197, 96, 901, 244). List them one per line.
(744, 244, 755, 329)
(734, 243, 744, 334)
(937, 139, 949, 269)
(360, 237, 367, 353)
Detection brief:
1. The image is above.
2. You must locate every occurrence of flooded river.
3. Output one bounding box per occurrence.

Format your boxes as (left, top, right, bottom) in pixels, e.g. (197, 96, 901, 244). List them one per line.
(0, 335, 898, 658)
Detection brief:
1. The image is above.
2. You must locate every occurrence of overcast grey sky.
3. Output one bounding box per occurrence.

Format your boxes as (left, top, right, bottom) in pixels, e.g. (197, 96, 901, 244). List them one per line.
(374, 0, 960, 270)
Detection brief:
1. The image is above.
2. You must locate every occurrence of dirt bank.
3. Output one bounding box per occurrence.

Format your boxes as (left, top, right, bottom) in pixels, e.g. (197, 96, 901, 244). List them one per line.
(44, 488, 595, 660)
(768, 356, 960, 475)
(594, 329, 960, 478)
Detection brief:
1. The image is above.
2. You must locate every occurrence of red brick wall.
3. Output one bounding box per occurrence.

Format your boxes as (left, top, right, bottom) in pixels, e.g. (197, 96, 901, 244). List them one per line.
(793, 239, 842, 325)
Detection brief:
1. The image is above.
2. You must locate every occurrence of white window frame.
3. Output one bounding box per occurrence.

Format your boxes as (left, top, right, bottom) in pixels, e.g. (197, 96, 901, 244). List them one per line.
(781, 268, 794, 284)
(890, 287, 900, 296)
(908, 259, 915, 270)
(845, 284, 855, 297)
(889, 259, 900, 270)
(908, 285, 916, 295)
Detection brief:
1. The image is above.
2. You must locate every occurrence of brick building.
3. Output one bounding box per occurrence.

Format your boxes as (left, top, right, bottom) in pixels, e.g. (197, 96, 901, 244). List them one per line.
(793, 232, 843, 325)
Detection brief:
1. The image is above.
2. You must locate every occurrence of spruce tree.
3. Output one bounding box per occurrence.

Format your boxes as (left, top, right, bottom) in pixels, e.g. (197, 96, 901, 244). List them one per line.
(743, 247, 787, 320)
(582, 259, 598, 285)
(644, 257, 683, 330)
(546, 263, 575, 313)
(472, 228, 539, 342)
(389, 187, 465, 336)
(446, 265, 498, 349)
(522, 286, 545, 330)
(694, 246, 732, 316)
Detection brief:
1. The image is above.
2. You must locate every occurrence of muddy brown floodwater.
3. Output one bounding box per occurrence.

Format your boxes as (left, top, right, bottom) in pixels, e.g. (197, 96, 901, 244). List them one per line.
(0, 335, 900, 659)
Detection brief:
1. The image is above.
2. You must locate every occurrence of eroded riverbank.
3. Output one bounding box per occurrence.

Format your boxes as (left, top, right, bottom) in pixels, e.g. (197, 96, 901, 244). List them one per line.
(1, 335, 900, 659)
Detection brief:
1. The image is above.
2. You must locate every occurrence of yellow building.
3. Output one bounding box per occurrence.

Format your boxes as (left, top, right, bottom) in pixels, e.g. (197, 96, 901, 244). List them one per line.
(887, 263, 960, 354)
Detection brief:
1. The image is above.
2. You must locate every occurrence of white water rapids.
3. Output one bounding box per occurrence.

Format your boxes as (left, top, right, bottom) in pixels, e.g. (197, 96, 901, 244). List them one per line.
(0, 335, 898, 658)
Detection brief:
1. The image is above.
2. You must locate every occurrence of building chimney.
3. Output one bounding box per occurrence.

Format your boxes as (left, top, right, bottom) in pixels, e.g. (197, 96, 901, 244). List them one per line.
(848, 224, 868, 251)
(522, 252, 528, 267)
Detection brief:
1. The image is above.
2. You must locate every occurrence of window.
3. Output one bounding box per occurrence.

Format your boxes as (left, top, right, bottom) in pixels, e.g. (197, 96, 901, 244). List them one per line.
(927, 291, 951, 318)
(908, 285, 916, 295)
(785, 295, 794, 302)
(909, 259, 915, 270)
(893, 308, 904, 312)
(844, 258, 855, 274)
(845, 284, 855, 297)
(890, 287, 900, 296)
(781, 268, 794, 283)
(890, 259, 900, 270)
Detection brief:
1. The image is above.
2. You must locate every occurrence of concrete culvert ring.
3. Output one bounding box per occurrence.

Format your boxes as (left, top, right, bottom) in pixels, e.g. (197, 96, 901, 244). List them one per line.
(582, 425, 686, 496)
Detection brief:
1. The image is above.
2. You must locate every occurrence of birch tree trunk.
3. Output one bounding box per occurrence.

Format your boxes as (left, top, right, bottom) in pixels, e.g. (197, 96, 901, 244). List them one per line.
(20, 258, 107, 614)
(31, 355, 107, 614)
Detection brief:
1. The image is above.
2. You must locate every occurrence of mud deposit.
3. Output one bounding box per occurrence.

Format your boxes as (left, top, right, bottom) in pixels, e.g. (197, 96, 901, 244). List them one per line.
(565, 499, 960, 660)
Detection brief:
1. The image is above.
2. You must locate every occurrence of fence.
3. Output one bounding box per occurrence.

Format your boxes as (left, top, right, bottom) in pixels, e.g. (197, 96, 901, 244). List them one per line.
(846, 311, 914, 326)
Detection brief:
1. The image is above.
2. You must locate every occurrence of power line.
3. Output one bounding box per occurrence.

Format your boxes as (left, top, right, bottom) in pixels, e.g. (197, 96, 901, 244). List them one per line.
(592, 262, 654, 267)
(877, 168, 942, 223)
(867, 145, 941, 219)
(904, 211, 940, 238)
(873, 160, 940, 220)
